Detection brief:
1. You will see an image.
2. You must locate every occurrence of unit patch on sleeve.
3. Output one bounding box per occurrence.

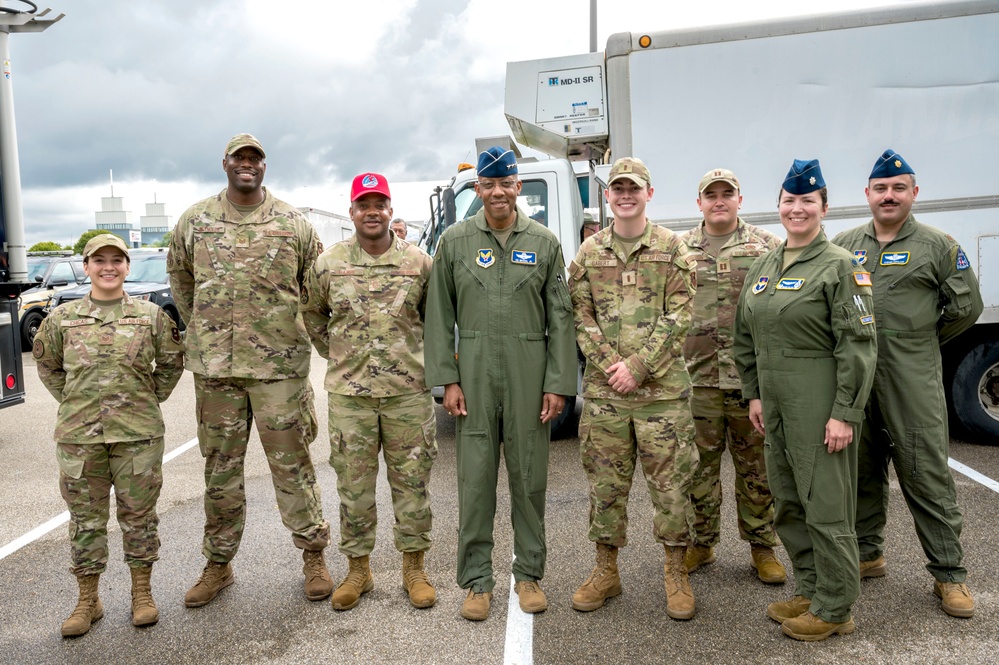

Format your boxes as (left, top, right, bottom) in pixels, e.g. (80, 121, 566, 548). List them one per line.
(854, 272, 873, 287)
(956, 247, 970, 271)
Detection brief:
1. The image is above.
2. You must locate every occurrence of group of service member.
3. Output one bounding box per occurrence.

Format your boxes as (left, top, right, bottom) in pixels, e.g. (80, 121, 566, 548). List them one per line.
(33, 133, 981, 643)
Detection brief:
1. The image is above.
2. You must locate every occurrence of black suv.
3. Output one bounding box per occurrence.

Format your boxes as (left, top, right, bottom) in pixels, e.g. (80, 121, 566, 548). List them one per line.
(48, 250, 185, 330)
(19, 253, 87, 346)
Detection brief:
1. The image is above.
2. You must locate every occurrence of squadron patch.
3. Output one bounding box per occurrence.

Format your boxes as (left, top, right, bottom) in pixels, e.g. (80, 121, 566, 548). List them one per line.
(776, 278, 805, 290)
(511, 250, 537, 265)
(752, 276, 769, 294)
(476, 249, 495, 268)
(853, 250, 867, 265)
(880, 251, 910, 266)
(860, 315, 875, 326)
(854, 272, 873, 287)
(171, 326, 181, 343)
(32, 338, 44, 359)
(300, 285, 309, 305)
(956, 247, 970, 271)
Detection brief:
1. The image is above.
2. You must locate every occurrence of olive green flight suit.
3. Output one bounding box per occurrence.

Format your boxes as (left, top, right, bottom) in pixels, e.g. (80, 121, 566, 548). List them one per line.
(425, 209, 576, 593)
(832, 216, 983, 582)
(735, 233, 877, 623)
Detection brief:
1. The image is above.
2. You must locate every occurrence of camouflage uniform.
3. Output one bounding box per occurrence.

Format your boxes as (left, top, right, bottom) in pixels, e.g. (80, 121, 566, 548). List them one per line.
(568, 223, 699, 547)
(168, 187, 330, 561)
(680, 219, 781, 548)
(34, 293, 184, 574)
(300, 232, 437, 557)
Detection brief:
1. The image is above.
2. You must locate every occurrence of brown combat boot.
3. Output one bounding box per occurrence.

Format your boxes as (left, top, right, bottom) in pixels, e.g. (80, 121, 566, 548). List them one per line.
(934, 581, 975, 618)
(766, 595, 812, 623)
(331, 555, 374, 610)
(302, 549, 334, 601)
(859, 555, 887, 579)
(572, 543, 622, 611)
(402, 550, 436, 608)
(130, 566, 159, 627)
(184, 560, 234, 608)
(514, 580, 548, 613)
(781, 611, 856, 641)
(460, 589, 492, 621)
(684, 545, 717, 573)
(751, 544, 787, 584)
(61, 573, 104, 638)
(663, 545, 695, 620)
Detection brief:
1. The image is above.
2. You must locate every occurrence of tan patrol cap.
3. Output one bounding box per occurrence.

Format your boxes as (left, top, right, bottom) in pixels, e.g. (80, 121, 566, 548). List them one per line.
(698, 168, 740, 194)
(224, 133, 266, 158)
(608, 157, 651, 187)
(83, 233, 130, 258)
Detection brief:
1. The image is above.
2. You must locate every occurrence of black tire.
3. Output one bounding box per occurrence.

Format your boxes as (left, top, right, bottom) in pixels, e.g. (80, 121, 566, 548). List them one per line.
(21, 310, 44, 348)
(947, 334, 999, 444)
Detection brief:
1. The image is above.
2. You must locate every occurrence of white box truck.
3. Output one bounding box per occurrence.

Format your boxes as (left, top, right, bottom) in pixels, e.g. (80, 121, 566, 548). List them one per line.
(420, 0, 999, 442)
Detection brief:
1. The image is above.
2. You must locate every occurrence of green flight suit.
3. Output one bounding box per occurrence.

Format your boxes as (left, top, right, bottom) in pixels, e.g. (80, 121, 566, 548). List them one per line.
(425, 209, 576, 593)
(735, 233, 877, 623)
(832, 215, 983, 582)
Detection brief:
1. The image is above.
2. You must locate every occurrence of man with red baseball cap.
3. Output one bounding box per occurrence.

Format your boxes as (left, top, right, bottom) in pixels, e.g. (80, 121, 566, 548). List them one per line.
(301, 172, 438, 611)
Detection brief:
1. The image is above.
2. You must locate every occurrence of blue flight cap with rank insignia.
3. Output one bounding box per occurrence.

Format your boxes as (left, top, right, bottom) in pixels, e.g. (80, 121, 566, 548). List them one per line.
(869, 149, 915, 179)
(477, 146, 519, 178)
(782, 158, 825, 194)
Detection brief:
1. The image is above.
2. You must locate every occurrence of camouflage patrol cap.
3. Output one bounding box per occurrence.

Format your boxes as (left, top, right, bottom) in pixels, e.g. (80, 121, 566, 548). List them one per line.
(698, 168, 740, 194)
(224, 133, 266, 158)
(608, 157, 651, 187)
(83, 233, 129, 258)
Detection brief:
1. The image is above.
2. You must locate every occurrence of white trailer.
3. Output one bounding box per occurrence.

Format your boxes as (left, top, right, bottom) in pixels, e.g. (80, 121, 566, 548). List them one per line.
(423, 0, 999, 441)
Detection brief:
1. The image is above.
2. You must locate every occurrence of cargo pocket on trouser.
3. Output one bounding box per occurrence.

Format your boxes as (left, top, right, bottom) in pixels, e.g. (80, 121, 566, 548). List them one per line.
(299, 381, 319, 445)
(900, 425, 953, 499)
(57, 444, 109, 575)
(421, 413, 439, 466)
(117, 439, 164, 566)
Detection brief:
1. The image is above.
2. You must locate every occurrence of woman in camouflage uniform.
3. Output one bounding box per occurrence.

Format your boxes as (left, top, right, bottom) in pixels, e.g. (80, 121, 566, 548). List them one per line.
(34, 234, 184, 637)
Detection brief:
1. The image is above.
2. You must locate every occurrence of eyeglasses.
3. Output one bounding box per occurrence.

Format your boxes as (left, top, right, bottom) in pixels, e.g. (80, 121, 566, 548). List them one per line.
(477, 179, 518, 192)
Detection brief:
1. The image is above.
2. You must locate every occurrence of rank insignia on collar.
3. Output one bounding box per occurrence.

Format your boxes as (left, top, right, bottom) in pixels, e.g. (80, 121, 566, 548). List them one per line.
(956, 246, 970, 270)
(752, 276, 769, 294)
(880, 251, 910, 266)
(511, 250, 537, 265)
(853, 250, 867, 265)
(476, 248, 495, 268)
(776, 278, 805, 290)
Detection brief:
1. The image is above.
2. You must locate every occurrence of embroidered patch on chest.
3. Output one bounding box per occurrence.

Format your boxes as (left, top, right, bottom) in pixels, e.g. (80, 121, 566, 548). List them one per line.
(775, 278, 805, 290)
(752, 276, 769, 294)
(853, 250, 867, 265)
(880, 251, 910, 266)
(511, 251, 537, 265)
(476, 249, 495, 268)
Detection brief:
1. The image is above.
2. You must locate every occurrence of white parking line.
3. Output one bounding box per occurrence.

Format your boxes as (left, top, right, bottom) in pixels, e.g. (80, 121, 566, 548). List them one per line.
(0, 437, 199, 562)
(949, 457, 999, 494)
(503, 572, 533, 665)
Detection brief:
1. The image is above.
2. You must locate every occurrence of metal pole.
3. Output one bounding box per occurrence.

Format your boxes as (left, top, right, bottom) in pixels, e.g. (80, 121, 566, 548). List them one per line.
(589, 0, 597, 52)
(0, 29, 27, 283)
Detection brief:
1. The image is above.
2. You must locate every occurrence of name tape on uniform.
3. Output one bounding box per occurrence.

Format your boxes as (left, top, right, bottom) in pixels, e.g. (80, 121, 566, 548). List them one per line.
(776, 278, 805, 290)
(880, 251, 910, 266)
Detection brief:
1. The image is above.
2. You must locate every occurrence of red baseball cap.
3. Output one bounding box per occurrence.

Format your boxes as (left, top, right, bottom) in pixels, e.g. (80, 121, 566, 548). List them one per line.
(350, 172, 392, 202)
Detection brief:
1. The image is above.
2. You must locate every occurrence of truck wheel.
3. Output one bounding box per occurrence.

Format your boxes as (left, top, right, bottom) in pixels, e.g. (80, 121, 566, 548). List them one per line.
(21, 310, 44, 348)
(948, 336, 999, 444)
(550, 396, 577, 439)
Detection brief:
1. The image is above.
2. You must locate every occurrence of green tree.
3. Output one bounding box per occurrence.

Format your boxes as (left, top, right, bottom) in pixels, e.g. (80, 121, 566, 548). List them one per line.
(73, 230, 117, 256)
(28, 241, 64, 252)
(149, 230, 173, 248)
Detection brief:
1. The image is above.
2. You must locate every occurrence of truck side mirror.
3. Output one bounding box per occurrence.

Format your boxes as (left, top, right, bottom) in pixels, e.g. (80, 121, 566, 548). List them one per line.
(443, 188, 456, 230)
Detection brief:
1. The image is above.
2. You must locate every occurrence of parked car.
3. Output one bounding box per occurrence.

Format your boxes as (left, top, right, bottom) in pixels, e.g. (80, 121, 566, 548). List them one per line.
(48, 250, 185, 331)
(19, 252, 87, 346)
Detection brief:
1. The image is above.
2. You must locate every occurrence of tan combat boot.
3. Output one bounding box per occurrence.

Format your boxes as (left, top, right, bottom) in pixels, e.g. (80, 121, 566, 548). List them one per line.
(302, 549, 334, 601)
(766, 595, 812, 623)
(663, 545, 695, 620)
(781, 611, 856, 641)
(572, 543, 622, 611)
(934, 581, 975, 618)
(514, 580, 548, 613)
(460, 589, 492, 621)
(751, 544, 788, 584)
(402, 550, 436, 609)
(331, 555, 374, 611)
(859, 555, 887, 579)
(684, 545, 717, 573)
(184, 560, 234, 608)
(130, 566, 159, 627)
(61, 573, 104, 637)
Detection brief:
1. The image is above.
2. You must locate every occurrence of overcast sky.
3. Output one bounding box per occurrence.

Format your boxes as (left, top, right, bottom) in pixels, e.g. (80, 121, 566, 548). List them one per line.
(4, 0, 922, 247)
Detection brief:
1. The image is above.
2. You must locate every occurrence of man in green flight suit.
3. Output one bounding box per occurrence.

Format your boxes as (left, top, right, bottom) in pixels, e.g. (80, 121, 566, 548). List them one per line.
(832, 149, 983, 619)
(424, 146, 577, 621)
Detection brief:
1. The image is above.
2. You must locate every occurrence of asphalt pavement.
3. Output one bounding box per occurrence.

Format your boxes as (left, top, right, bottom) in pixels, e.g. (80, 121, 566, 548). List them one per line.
(0, 351, 996, 664)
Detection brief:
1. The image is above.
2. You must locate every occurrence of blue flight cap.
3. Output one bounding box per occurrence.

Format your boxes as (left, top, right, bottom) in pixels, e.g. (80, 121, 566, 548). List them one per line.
(476, 147, 518, 178)
(782, 158, 825, 195)
(869, 149, 915, 179)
